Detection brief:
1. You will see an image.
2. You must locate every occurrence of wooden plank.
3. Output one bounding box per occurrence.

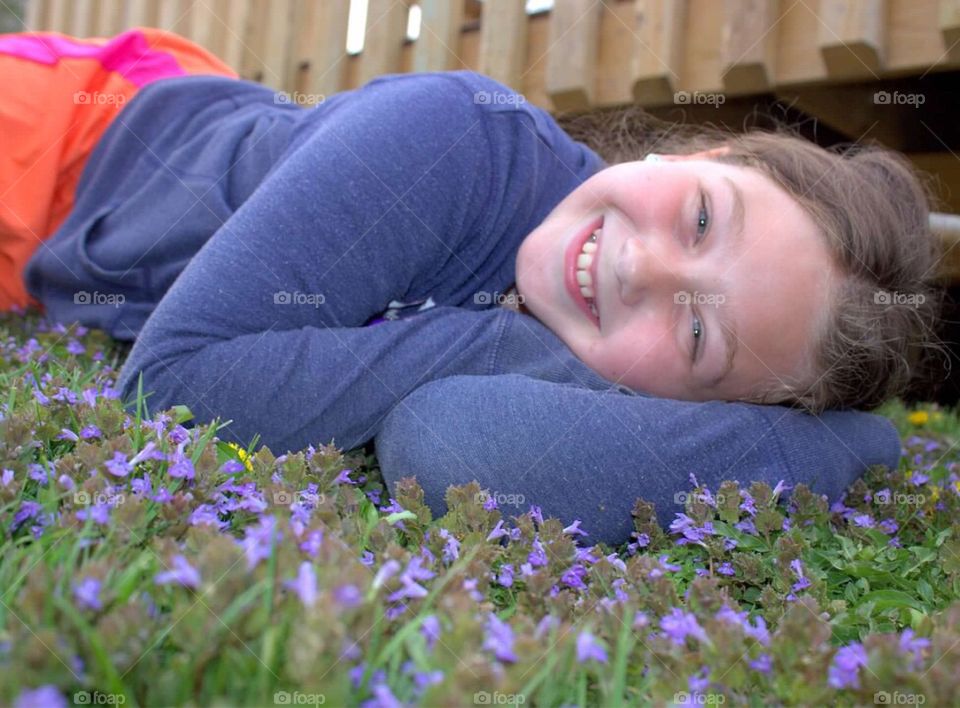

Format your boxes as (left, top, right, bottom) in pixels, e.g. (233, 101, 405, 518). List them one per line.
(942, 0, 960, 62)
(291, 0, 352, 99)
(186, 0, 228, 55)
(23, 0, 49, 31)
(127, 0, 159, 28)
(595, 0, 642, 106)
(47, 0, 71, 33)
(412, 0, 465, 73)
(357, 0, 410, 87)
(817, 0, 886, 79)
(632, 0, 688, 105)
(238, 0, 269, 83)
(478, 0, 528, 89)
(545, 0, 602, 111)
(96, 0, 125, 37)
(721, 0, 778, 94)
(69, 0, 98, 36)
(156, 0, 193, 37)
(260, 0, 296, 90)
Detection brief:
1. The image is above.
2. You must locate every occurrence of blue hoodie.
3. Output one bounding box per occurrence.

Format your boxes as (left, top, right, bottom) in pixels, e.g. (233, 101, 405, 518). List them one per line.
(24, 70, 902, 545)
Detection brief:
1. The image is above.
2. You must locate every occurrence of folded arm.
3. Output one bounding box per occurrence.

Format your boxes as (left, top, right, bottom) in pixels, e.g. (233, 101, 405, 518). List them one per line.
(374, 373, 903, 547)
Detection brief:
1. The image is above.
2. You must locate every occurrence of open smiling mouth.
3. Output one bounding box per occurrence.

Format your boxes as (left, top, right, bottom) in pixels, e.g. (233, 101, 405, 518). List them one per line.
(566, 216, 603, 328)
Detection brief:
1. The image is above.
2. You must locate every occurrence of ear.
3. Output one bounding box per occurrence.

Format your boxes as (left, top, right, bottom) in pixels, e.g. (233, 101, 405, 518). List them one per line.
(660, 145, 732, 162)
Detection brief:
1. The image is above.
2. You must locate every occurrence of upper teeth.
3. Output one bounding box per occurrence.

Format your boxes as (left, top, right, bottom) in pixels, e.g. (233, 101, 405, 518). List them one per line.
(577, 229, 599, 316)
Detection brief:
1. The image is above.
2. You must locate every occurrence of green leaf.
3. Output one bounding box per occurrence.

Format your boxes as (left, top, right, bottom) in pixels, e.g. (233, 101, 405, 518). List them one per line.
(858, 589, 926, 613)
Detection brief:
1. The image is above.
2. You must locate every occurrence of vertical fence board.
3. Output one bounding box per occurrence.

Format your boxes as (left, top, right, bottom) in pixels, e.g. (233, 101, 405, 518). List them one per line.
(96, 0, 126, 36)
(357, 0, 409, 87)
(632, 0, 687, 104)
(478, 0, 527, 89)
(412, 0, 465, 73)
(817, 0, 886, 78)
(721, 0, 778, 93)
(24, 0, 49, 31)
(68, 0, 95, 36)
(942, 0, 960, 62)
(545, 0, 602, 111)
(156, 0, 193, 36)
(291, 0, 351, 98)
(127, 0, 159, 28)
(47, 0, 71, 33)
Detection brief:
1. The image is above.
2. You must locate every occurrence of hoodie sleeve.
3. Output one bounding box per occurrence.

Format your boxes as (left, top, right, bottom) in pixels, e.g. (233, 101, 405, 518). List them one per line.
(374, 373, 904, 547)
(115, 72, 625, 453)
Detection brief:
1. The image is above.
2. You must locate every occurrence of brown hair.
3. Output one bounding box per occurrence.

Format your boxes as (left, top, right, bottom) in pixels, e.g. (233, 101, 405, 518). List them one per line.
(553, 105, 950, 414)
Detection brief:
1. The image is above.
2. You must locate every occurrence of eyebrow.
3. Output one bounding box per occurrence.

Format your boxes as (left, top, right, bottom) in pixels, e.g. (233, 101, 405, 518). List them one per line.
(703, 176, 745, 390)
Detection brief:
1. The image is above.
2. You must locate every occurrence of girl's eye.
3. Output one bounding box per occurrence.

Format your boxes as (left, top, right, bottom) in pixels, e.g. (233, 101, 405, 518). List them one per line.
(695, 191, 709, 244)
(691, 313, 703, 363)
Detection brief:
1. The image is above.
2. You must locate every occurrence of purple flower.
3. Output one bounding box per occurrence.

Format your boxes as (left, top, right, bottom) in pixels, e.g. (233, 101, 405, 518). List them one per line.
(717, 562, 735, 576)
(528, 537, 549, 567)
(660, 608, 709, 646)
(669, 513, 713, 545)
(772, 479, 792, 499)
(529, 505, 544, 525)
(239, 516, 281, 570)
(28, 462, 50, 485)
(284, 561, 318, 608)
(421, 614, 441, 652)
(11, 501, 42, 532)
(385, 555, 435, 603)
(221, 459, 245, 474)
(879, 518, 899, 534)
(486, 519, 509, 542)
(828, 642, 868, 689)
(633, 611, 650, 629)
(561, 564, 587, 590)
(300, 529, 324, 557)
(73, 577, 103, 611)
(482, 613, 517, 663)
(1, 468, 13, 487)
(155, 555, 201, 588)
(910, 471, 930, 486)
(334, 584, 363, 607)
(688, 666, 710, 692)
(14, 686, 68, 708)
(898, 628, 930, 669)
(734, 518, 757, 535)
(79, 425, 102, 440)
(482, 493, 498, 511)
(334, 468, 356, 485)
(57, 428, 79, 442)
(563, 519, 588, 537)
(438, 528, 460, 564)
(851, 513, 875, 528)
(497, 563, 515, 588)
(104, 451, 133, 478)
(739, 491, 757, 516)
(790, 558, 812, 593)
(749, 653, 772, 674)
(576, 631, 608, 663)
(167, 450, 195, 480)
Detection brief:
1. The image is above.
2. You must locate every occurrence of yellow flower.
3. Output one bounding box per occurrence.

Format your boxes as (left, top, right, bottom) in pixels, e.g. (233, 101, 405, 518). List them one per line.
(226, 442, 254, 473)
(908, 411, 929, 426)
(928, 486, 941, 503)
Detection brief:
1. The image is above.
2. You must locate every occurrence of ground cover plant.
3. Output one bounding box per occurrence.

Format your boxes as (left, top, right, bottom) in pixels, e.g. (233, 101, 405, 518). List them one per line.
(2, 309, 960, 707)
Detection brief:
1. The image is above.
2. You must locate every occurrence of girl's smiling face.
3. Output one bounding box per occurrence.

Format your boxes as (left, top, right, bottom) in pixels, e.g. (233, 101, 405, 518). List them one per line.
(515, 149, 844, 402)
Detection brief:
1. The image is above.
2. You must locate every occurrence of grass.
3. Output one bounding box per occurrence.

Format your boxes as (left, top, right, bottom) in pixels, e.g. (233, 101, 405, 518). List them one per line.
(2, 309, 960, 707)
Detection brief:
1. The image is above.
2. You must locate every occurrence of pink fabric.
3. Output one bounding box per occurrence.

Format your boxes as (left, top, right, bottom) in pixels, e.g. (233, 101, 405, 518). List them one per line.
(0, 29, 186, 87)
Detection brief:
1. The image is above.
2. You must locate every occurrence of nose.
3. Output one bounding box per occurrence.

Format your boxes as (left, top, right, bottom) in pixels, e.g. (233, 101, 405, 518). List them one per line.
(615, 233, 689, 306)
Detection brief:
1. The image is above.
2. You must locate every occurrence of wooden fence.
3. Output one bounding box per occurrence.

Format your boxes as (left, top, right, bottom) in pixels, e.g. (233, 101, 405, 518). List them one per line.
(20, 0, 960, 110)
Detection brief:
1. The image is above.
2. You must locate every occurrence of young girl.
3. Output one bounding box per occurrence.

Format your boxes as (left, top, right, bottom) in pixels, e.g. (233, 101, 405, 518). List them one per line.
(3, 27, 944, 545)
